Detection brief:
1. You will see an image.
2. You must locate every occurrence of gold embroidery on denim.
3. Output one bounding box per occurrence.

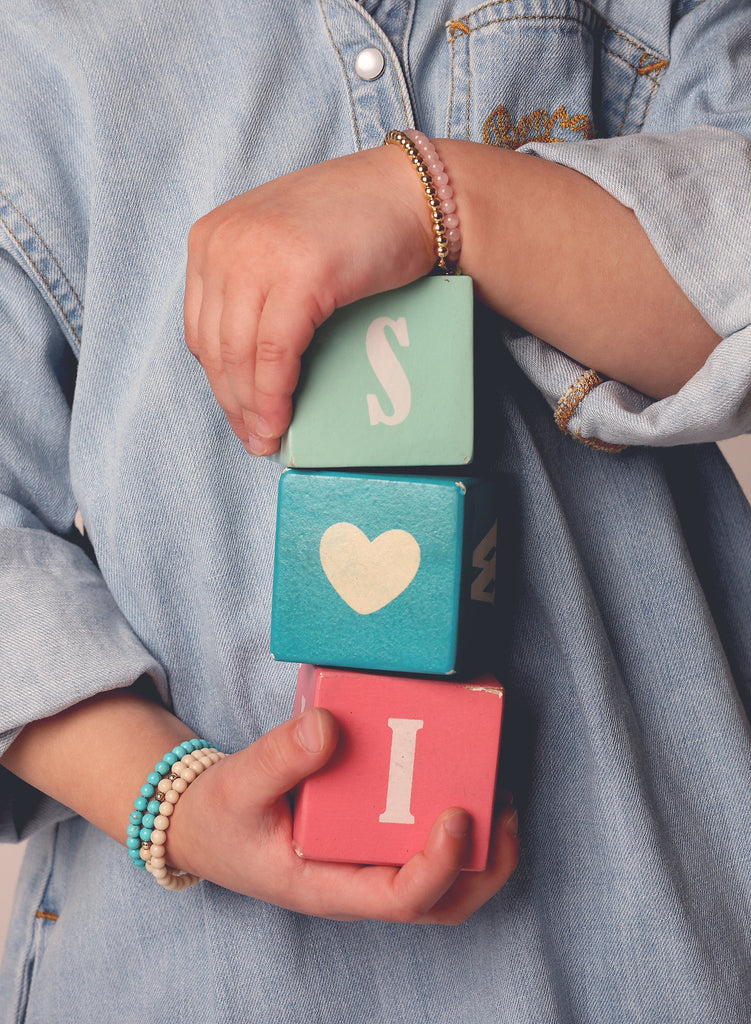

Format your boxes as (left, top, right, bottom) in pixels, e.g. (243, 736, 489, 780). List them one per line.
(482, 105, 596, 150)
(36, 910, 59, 922)
(448, 19, 471, 38)
(638, 59, 668, 76)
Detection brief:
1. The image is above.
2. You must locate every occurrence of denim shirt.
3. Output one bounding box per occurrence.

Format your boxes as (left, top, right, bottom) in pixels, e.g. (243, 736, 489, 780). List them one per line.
(1, 2, 751, 1022)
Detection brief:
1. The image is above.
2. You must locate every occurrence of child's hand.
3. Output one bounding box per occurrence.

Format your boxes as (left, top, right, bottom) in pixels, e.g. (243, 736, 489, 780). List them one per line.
(184, 148, 435, 455)
(168, 708, 519, 923)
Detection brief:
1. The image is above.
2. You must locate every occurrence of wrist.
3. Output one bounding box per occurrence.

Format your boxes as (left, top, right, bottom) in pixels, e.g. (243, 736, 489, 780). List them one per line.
(384, 131, 462, 272)
(1, 689, 196, 847)
(127, 741, 226, 887)
(378, 141, 438, 277)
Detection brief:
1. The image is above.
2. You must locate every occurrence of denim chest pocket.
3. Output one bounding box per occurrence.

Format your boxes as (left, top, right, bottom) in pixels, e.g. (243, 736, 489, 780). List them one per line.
(446, 0, 669, 145)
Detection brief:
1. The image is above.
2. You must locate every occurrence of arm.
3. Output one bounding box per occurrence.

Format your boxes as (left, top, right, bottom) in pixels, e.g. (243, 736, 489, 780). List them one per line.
(183, 138, 719, 456)
(0, 239, 517, 922)
(1, 690, 519, 923)
(451, 141, 719, 402)
(185, 3, 751, 455)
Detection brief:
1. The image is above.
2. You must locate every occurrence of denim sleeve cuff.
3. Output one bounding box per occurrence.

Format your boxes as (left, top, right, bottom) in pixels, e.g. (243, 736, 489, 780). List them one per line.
(0, 526, 168, 841)
(511, 127, 751, 447)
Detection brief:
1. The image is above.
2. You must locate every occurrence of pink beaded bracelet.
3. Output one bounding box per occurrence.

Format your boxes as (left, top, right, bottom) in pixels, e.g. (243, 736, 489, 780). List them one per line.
(140, 746, 226, 890)
(384, 129, 462, 273)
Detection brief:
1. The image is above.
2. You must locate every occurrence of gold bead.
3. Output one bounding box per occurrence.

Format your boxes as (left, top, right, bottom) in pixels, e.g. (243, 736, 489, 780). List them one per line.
(384, 129, 461, 276)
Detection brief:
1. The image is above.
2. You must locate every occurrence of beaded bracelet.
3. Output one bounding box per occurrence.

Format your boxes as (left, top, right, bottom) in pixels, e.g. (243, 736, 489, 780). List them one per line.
(384, 129, 462, 273)
(126, 738, 226, 889)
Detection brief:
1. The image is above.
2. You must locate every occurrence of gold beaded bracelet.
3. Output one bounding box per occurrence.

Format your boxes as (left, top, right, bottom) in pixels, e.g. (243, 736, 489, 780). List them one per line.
(384, 129, 461, 273)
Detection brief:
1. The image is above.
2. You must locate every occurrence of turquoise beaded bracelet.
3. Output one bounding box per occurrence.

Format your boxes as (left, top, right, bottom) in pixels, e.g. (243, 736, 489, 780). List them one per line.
(126, 738, 225, 887)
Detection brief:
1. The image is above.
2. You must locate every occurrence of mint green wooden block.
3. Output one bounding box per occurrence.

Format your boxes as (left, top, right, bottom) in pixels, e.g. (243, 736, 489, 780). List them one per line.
(273, 276, 474, 468)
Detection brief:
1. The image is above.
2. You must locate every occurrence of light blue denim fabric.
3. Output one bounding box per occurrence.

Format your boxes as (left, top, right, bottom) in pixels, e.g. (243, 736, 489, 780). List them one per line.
(1, 1, 751, 1022)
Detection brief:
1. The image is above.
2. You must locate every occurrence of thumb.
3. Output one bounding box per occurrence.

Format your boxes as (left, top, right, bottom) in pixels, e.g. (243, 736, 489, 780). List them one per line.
(244, 708, 339, 809)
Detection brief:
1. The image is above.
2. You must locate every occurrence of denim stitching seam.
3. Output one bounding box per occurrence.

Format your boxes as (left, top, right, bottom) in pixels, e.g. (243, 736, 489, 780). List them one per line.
(0, 214, 82, 348)
(0, 191, 83, 308)
(447, 27, 457, 138)
(467, 42, 472, 139)
(318, 0, 363, 149)
(617, 58, 640, 135)
(637, 72, 662, 131)
(451, 0, 668, 60)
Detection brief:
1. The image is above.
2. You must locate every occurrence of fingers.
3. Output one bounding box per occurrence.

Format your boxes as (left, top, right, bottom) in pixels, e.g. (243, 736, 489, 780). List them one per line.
(413, 804, 520, 925)
(376, 807, 474, 919)
(287, 804, 518, 926)
(241, 710, 518, 923)
(369, 804, 518, 926)
(240, 708, 339, 810)
(185, 273, 324, 454)
(185, 243, 251, 444)
(176, 719, 517, 925)
(285, 807, 471, 922)
(182, 148, 435, 456)
(246, 288, 334, 445)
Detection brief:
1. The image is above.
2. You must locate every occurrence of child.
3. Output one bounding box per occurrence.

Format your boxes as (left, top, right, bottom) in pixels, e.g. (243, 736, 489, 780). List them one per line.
(1, 2, 750, 1021)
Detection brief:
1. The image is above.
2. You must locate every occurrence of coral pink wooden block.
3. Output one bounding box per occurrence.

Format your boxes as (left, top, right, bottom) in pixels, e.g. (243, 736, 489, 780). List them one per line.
(292, 665, 504, 871)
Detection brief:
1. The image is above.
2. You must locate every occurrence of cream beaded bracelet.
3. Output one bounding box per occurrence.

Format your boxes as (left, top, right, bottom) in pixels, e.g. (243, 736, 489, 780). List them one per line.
(126, 739, 226, 890)
(384, 129, 462, 273)
(143, 747, 225, 890)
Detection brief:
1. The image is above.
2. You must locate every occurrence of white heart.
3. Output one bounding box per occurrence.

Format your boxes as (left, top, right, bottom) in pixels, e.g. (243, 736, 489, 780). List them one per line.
(319, 522, 421, 615)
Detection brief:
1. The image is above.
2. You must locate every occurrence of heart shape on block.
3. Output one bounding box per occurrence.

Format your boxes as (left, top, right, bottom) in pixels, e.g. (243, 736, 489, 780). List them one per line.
(319, 523, 421, 615)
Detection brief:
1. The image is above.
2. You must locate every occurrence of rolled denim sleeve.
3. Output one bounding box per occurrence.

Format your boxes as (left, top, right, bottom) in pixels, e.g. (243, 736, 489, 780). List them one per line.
(0, 245, 166, 841)
(513, 0, 751, 448)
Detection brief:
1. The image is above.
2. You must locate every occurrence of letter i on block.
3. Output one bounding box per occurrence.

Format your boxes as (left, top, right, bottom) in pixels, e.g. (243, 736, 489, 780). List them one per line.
(270, 276, 474, 468)
(292, 666, 505, 870)
(271, 470, 499, 676)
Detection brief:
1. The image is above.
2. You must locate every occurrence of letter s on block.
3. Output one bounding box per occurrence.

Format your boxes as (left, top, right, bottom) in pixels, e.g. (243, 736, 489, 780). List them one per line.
(366, 316, 412, 426)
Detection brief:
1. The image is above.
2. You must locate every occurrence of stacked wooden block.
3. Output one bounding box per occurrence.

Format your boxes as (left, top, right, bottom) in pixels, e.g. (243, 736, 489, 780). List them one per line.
(270, 277, 504, 870)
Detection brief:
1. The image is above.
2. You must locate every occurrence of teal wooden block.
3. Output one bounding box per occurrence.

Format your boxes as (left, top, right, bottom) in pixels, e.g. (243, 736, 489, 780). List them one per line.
(270, 470, 498, 676)
(271, 276, 474, 468)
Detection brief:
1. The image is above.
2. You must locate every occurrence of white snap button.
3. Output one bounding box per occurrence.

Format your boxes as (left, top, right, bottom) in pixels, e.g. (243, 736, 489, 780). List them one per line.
(354, 47, 385, 81)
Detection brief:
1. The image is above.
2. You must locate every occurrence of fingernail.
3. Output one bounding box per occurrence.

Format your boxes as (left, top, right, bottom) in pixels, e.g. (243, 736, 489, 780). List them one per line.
(243, 434, 269, 456)
(255, 417, 273, 439)
(444, 809, 471, 838)
(297, 710, 325, 753)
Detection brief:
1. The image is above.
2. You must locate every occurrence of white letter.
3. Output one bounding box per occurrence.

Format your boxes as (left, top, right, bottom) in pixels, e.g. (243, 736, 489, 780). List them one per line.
(378, 718, 424, 824)
(366, 316, 412, 426)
